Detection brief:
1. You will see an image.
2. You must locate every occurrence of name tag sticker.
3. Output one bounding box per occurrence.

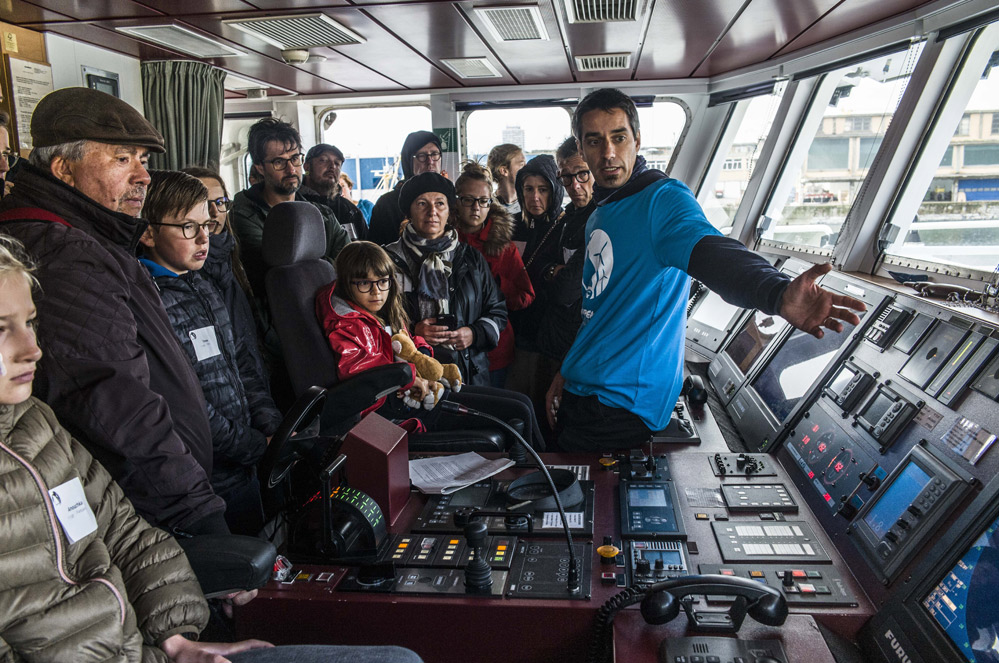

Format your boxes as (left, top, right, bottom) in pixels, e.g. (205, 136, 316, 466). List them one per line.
(49, 477, 98, 544)
(189, 326, 222, 361)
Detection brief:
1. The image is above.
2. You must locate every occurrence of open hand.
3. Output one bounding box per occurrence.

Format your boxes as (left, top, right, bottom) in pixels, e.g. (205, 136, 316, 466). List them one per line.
(779, 263, 865, 338)
(161, 634, 273, 663)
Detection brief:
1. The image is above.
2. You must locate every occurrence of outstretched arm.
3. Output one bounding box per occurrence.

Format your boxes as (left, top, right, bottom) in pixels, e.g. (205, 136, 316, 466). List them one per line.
(778, 263, 865, 338)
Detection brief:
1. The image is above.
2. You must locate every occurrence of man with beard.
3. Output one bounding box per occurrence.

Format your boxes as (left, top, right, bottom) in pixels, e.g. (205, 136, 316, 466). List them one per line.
(299, 142, 368, 240)
(0, 87, 228, 534)
(231, 118, 349, 299)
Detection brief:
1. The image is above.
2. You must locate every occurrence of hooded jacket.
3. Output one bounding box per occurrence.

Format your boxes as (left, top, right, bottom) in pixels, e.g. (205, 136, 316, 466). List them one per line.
(513, 154, 565, 349)
(142, 260, 282, 495)
(458, 207, 535, 371)
(0, 397, 210, 662)
(315, 282, 423, 415)
(368, 131, 442, 246)
(0, 160, 226, 535)
(385, 240, 507, 386)
(299, 184, 368, 241)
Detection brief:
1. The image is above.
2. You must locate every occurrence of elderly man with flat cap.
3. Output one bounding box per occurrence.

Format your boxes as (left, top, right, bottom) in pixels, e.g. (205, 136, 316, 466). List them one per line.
(299, 142, 368, 240)
(0, 87, 227, 536)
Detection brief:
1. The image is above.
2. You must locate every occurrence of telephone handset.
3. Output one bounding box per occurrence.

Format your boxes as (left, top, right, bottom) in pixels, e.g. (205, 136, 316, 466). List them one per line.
(640, 574, 788, 633)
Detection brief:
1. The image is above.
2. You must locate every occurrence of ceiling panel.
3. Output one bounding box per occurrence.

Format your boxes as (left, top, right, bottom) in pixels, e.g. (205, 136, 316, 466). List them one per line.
(132, 0, 261, 14)
(22, 0, 161, 21)
(693, 0, 840, 77)
(562, 16, 646, 83)
(454, 0, 573, 85)
(361, 2, 517, 87)
(636, 0, 745, 79)
(0, 0, 73, 25)
(292, 47, 405, 91)
(773, 0, 932, 58)
(241, 0, 352, 8)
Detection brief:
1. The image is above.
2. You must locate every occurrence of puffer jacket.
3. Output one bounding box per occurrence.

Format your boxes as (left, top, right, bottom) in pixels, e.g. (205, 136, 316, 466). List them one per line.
(142, 260, 281, 494)
(513, 155, 565, 349)
(385, 240, 507, 386)
(368, 131, 442, 246)
(0, 397, 210, 662)
(537, 199, 595, 362)
(458, 208, 534, 371)
(315, 282, 422, 414)
(0, 160, 226, 535)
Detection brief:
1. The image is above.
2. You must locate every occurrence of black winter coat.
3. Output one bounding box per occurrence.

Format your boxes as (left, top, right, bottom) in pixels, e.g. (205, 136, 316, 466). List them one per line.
(143, 261, 281, 493)
(385, 240, 507, 386)
(300, 185, 368, 241)
(367, 183, 405, 246)
(0, 160, 226, 534)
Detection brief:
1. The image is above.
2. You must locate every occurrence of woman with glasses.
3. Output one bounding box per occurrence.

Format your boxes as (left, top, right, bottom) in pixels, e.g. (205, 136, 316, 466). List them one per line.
(454, 161, 535, 388)
(368, 131, 444, 246)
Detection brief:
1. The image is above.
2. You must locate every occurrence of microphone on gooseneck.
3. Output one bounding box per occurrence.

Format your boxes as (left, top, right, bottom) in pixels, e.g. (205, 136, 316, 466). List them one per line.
(437, 400, 581, 594)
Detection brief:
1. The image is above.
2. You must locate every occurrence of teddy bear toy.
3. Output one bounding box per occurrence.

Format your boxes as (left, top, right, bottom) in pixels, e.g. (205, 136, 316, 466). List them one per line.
(391, 331, 463, 409)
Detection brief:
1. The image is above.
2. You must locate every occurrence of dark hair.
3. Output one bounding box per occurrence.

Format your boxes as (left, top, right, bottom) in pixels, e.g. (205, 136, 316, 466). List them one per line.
(487, 143, 523, 181)
(142, 170, 208, 225)
(555, 136, 579, 164)
(0, 110, 9, 128)
(572, 88, 640, 140)
(247, 117, 301, 166)
(333, 241, 409, 332)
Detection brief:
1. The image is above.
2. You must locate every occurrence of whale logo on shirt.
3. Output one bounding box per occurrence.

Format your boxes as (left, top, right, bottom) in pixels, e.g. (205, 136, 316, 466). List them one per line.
(585, 229, 613, 299)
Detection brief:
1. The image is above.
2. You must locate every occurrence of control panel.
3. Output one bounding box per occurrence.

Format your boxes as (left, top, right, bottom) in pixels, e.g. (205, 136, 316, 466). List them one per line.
(698, 563, 857, 606)
(720, 484, 797, 513)
(712, 521, 830, 563)
(627, 540, 690, 586)
(620, 479, 686, 539)
(823, 360, 876, 413)
(660, 637, 788, 663)
(854, 382, 921, 451)
(864, 303, 913, 351)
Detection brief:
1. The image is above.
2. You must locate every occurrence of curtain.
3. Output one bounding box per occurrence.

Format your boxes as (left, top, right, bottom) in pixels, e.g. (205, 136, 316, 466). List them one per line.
(141, 61, 226, 171)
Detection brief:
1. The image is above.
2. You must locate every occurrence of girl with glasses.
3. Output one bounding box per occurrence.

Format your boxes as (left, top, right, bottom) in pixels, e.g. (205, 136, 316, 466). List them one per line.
(454, 161, 535, 389)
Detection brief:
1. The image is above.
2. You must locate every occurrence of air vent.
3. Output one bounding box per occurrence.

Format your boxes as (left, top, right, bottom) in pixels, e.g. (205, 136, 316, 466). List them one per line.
(575, 52, 631, 71)
(474, 6, 549, 42)
(116, 24, 246, 58)
(564, 0, 637, 23)
(441, 58, 502, 79)
(224, 13, 365, 49)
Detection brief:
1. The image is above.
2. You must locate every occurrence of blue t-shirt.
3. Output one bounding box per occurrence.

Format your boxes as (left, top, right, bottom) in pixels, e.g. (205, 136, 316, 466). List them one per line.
(561, 177, 721, 431)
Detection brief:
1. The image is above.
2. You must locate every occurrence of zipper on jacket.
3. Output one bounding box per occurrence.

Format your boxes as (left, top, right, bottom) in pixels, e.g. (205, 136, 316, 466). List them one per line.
(0, 440, 126, 626)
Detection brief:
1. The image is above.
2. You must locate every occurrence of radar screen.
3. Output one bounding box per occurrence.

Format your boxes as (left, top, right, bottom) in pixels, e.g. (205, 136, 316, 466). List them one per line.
(787, 405, 878, 511)
(723, 310, 790, 376)
(923, 513, 999, 662)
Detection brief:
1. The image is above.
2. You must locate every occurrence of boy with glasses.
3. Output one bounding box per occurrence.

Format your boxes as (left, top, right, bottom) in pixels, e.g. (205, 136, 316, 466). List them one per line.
(367, 130, 444, 246)
(140, 170, 282, 535)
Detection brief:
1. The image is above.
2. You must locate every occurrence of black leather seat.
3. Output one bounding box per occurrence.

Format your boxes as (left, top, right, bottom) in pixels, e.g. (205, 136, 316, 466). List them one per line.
(261, 201, 505, 452)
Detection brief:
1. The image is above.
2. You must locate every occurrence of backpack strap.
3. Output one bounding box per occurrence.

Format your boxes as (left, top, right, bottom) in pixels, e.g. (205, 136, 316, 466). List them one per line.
(0, 207, 72, 227)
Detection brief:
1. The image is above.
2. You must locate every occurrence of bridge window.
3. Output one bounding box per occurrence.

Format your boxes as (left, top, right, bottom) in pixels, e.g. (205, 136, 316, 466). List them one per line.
(760, 44, 925, 252)
(886, 37, 999, 273)
(635, 100, 688, 172)
(321, 105, 432, 205)
(464, 107, 571, 165)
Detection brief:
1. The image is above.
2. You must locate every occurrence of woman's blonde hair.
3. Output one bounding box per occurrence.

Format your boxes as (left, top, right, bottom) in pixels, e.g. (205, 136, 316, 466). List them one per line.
(487, 143, 523, 181)
(333, 241, 410, 332)
(0, 234, 38, 290)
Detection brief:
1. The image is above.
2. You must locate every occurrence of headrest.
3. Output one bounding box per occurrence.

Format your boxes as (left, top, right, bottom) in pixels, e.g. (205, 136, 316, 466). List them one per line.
(262, 201, 327, 267)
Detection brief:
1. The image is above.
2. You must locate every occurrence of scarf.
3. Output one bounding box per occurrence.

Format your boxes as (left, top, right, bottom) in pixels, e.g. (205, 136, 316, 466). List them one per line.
(401, 223, 459, 320)
(592, 155, 650, 205)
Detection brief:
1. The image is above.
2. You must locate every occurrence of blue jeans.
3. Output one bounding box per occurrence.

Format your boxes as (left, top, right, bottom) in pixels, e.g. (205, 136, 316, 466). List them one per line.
(229, 645, 422, 663)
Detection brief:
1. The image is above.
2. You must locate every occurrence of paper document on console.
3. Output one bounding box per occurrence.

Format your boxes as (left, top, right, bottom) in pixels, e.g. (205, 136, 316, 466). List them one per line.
(410, 452, 515, 495)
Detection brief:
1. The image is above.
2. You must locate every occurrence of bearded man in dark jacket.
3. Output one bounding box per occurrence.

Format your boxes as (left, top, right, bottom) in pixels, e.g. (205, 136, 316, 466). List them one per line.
(0, 87, 227, 535)
(367, 130, 443, 246)
(299, 142, 368, 241)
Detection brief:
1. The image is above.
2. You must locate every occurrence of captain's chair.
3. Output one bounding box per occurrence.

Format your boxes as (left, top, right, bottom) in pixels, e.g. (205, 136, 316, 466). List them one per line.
(261, 201, 505, 452)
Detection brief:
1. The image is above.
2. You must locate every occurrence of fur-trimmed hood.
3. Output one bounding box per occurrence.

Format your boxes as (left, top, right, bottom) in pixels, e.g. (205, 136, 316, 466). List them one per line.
(460, 206, 515, 257)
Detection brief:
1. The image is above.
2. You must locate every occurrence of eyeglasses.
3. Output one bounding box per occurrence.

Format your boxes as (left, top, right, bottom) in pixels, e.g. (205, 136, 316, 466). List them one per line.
(148, 220, 220, 239)
(413, 151, 442, 164)
(351, 277, 392, 293)
(0, 150, 18, 166)
(264, 153, 304, 171)
(458, 196, 492, 208)
(558, 170, 591, 186)
(208, 197, 230, 212)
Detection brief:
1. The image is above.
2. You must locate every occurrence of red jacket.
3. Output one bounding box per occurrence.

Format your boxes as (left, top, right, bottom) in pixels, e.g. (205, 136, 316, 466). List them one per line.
(459, 211, 535, 370)
(316, 281, 428, 415)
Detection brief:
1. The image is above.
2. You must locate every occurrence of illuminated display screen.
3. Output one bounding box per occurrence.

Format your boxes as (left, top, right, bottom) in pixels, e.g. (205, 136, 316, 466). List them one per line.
(723, 311, 789, 375)
(751, 322, 855, 422)
(690, 290, 741, 331)
(923, 512, 999, 662)
(861, 392, 895, 427)
(863, 462, 932, 539)
(628, 486, 669, 508)
(828, 366, 857, 397)
(447, 484, 492, 507)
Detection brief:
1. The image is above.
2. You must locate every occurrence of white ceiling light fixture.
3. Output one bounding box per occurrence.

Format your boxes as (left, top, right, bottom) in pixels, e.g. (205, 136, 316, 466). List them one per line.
(564, 0, 637, 23)
(116, 24, 247, 58)
(575, 52, 632, 71)
(474, 6, 549, 42)
(441, 57, 502, 79)
(224, 13, 365, 49)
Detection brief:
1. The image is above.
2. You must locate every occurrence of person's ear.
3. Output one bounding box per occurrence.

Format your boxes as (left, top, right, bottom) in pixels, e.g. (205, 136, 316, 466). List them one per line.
(252, 163, 264, 179)
(138, 226, 156, 250)
(49, 156, 75, 187)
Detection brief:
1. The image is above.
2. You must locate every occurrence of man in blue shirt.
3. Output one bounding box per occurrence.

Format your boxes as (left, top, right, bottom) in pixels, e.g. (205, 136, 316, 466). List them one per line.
(547, 88, 866, 451)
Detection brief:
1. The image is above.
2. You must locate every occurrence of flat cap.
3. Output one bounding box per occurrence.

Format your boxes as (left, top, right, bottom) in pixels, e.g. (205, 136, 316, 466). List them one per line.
(31, 87, 165, 153)
(305, 143, 344, 164)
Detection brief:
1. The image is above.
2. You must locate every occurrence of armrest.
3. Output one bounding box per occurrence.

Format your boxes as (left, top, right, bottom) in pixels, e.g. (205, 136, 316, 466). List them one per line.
(320, 363, 414, 435)
(409, 429, 507, 453)
(177, 535, 277, 599)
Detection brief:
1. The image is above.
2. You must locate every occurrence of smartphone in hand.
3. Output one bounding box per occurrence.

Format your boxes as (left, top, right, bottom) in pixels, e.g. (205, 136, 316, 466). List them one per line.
(436, 314, 457, 330)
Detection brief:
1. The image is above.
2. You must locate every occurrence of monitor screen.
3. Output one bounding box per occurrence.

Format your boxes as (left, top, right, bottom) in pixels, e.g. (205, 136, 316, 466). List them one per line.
(690, 290, 741, 332)
(860, 391, 895, 427)
(723, 311, 789, 375)
(751, 321, 856, 422)
(628, 486, 669, 508)
(863, 462, 932, 539)
(828, 365, 857, 398)
(923, 512, 999, 662)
